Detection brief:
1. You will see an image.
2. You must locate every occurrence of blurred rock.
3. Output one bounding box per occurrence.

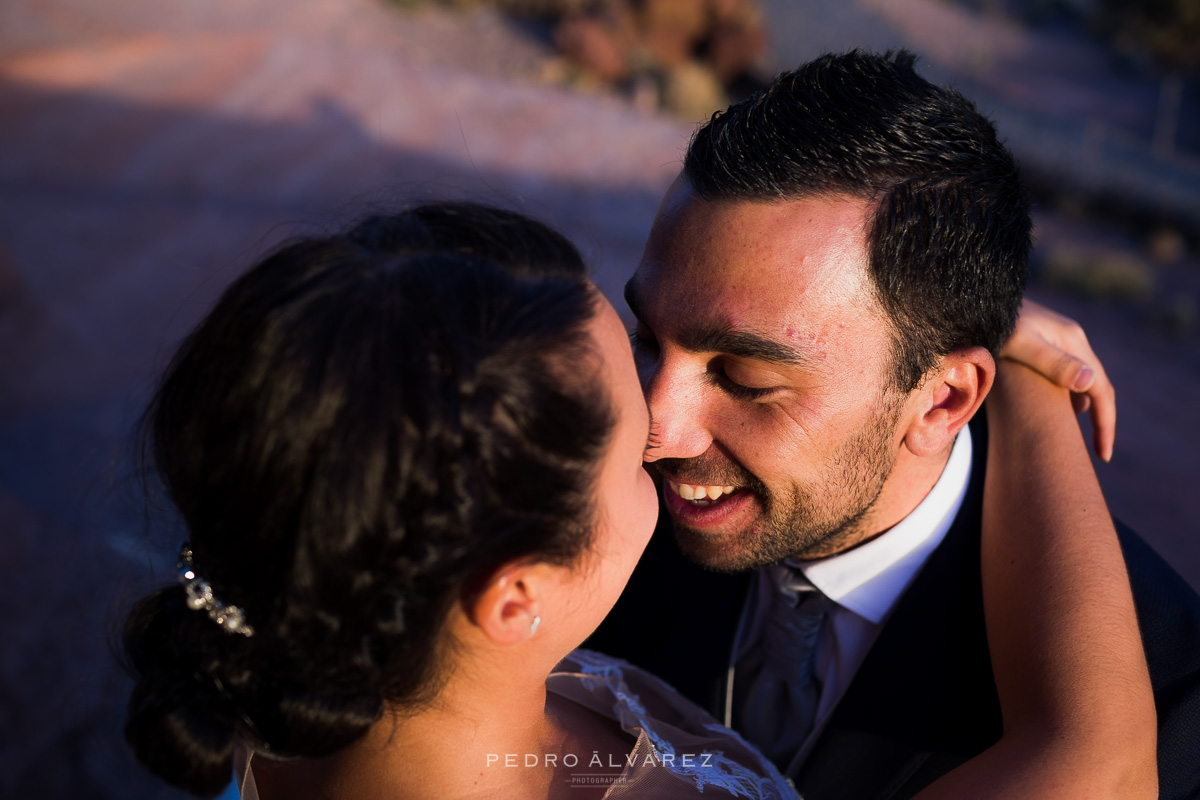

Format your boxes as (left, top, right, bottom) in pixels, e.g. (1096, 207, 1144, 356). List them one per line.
(662, 59, 727, 121)
(641, 0, 709, 67)
(707, 17, 766, 82)
(1042, 247, 1156, 301)
(642, 0, 710, 39)
(555, 11, 634, 82)
(497, 0, 590, 12)
(1148, 226, 1186, 263)
(540, 0, 766, 116)
(407, 0, 593, 13)
(642, 23, 695, 69)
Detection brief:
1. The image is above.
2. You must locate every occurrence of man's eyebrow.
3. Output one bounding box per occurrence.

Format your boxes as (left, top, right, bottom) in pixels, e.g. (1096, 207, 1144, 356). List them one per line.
(623, 278, 807, 367)
(688, 327, 808, 366)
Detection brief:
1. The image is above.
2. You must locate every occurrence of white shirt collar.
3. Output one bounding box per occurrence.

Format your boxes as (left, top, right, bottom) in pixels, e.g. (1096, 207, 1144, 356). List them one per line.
(793, 425, 973, 624)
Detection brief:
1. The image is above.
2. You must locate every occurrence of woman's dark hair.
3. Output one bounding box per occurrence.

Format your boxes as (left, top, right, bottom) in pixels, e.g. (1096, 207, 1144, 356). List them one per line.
(122, 202, 614, 796)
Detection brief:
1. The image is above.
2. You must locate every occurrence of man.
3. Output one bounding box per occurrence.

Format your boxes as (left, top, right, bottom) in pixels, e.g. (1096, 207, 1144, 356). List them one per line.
(587, 50, 1200, 799)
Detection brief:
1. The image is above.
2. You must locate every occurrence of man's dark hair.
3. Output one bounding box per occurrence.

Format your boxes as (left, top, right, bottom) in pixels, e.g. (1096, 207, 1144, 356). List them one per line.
(684, 49, 1031, 391)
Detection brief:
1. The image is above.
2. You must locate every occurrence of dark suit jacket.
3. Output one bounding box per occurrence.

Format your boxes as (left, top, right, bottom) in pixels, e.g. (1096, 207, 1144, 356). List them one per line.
(586, 418, 1200, 799)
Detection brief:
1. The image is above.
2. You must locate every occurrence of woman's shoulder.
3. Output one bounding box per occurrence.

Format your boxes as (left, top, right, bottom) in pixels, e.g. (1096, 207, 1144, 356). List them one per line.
(550, 649, 800, 799)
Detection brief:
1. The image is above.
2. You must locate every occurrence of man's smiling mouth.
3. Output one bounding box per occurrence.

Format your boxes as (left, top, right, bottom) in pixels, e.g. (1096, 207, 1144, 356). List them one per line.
(667, 481, 740, 506)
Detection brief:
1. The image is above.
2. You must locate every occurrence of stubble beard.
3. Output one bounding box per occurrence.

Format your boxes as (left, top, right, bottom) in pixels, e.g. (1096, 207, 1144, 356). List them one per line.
(669, 401, 902, 572)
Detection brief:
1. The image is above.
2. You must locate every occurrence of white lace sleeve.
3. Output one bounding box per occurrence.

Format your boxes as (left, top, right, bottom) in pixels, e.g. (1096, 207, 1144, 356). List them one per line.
(551, 649, 801, 799)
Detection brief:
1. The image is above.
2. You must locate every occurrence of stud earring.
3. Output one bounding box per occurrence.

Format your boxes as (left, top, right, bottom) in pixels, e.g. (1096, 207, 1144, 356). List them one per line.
(529, 615, 542, 636)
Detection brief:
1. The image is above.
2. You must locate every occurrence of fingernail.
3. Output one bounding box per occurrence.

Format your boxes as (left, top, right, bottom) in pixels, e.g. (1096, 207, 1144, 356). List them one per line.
(1073, 367, 1094, 392)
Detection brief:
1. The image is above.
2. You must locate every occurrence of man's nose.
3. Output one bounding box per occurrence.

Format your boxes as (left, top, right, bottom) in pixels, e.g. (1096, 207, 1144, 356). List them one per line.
(640, 358, 713, 463)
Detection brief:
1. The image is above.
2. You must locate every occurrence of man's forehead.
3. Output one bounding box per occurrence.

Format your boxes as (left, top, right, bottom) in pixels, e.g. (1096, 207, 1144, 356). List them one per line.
(627, 188, 894, 373)
(634, 205, 875, 313)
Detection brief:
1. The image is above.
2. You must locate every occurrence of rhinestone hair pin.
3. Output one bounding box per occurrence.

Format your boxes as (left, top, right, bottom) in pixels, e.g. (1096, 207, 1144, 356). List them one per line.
(178, 544, 255, 638)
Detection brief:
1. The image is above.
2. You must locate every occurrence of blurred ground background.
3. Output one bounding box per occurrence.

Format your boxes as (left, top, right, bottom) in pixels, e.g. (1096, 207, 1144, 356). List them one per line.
(1, 0, 1197, 797)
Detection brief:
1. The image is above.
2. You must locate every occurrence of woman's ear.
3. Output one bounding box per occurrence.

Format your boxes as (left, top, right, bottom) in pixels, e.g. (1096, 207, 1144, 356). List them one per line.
(463, 561, 550, 645)
(903, 346, 995, 457)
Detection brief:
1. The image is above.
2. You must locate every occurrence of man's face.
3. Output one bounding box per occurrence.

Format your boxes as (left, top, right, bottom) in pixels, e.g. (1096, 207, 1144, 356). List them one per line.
(627, 180, 912, 571)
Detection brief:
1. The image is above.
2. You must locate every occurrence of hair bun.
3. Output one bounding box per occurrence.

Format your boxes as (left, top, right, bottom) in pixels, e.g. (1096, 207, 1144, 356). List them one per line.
(125, 670, 239, 796)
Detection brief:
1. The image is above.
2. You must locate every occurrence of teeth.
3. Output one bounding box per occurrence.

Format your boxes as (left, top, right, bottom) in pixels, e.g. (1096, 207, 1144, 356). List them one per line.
(669, 481, 736, 503)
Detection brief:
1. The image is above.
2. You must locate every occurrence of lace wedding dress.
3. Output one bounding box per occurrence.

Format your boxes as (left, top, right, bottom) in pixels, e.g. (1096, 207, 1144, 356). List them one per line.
(235, 649, 799, 799)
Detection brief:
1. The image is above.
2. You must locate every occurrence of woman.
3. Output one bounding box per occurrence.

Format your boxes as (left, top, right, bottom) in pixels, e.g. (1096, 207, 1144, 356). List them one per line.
(122, 202, 1153, 799)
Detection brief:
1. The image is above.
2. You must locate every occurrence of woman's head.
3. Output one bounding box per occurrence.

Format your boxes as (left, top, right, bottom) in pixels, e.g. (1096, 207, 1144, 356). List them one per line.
(124, 203, 646, 795)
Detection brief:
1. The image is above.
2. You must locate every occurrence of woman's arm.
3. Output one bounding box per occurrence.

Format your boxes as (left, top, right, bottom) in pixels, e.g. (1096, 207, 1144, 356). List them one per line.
(915, 361, 1155, 800)
(1001, 298, 1116, 461)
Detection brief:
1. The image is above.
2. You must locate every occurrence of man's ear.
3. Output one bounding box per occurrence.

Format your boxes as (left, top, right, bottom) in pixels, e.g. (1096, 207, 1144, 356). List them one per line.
(463, 561, 550, 646)
(903, 346, 995, 457)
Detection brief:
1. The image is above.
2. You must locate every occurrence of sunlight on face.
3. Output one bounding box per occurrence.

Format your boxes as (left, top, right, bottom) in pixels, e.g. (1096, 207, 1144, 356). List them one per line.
(627, 182, 907, 568)
(560, 292, 661, 640)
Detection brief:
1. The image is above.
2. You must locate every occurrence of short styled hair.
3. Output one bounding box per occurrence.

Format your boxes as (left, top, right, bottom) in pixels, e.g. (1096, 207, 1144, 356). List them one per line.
(684, 49, 1031, 391)
(122, 203, 613, 796)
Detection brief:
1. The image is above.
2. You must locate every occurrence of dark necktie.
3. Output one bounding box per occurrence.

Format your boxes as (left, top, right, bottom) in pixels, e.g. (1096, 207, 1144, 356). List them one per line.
(737, 563, 832, 767)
